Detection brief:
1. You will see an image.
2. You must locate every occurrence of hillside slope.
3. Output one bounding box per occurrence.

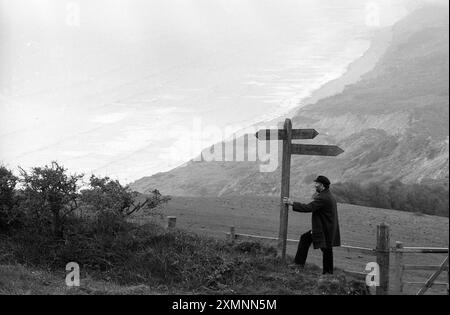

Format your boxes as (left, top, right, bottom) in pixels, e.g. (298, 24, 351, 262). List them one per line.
(147, 195, 449, 295)
(0, 225, 367, 295)
(132, 6, 449, 199)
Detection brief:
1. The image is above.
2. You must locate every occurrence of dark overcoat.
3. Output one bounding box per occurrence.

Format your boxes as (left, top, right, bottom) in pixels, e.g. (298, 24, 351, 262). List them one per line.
(293, 189, 341, 249)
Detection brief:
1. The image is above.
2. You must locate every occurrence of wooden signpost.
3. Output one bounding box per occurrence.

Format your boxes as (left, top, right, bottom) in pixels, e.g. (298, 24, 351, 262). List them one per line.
(256, 118, 344, 261)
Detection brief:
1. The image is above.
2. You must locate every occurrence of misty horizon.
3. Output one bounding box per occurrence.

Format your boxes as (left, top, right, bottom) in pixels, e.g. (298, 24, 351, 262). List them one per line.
(0, 0, 448, 183)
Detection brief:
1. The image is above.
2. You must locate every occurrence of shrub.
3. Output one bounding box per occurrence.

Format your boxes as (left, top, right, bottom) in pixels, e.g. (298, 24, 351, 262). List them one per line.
(0, 166, 19, 232)
(18, 162, 83, 238)
(332, 181, 449, 217)
(80, 175, 170, 219)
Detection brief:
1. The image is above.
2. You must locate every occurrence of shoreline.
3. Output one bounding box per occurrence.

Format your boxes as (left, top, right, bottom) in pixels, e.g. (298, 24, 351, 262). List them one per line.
(212, 27, 394, 132)
(131, 26, 395, 184)
(276, 27, 393, 123)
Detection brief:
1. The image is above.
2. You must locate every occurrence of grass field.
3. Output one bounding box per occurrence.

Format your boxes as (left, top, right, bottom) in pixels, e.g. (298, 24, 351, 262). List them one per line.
(0, 227, 367, 295)
(141, 196, 449, 295)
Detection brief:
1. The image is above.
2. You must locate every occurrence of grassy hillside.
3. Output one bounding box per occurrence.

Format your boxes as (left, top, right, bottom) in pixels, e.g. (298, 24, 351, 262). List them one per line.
(1, 188, 447, 295)
(0, 222, 366, 295)
(142, 196, 449, 295)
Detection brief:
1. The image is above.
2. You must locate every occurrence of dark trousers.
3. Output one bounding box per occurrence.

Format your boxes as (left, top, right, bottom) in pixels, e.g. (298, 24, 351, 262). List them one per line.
(295, 231, 334, 274)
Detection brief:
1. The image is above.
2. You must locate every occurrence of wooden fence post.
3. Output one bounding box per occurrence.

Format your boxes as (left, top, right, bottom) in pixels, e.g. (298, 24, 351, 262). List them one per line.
(167, 216, 177, 230)
(229, 226, 236, 243)
(393, 241, 404, 295)
(376, 224, 390, 295)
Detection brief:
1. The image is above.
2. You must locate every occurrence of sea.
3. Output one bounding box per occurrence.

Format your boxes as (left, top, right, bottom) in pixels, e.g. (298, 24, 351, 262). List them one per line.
(0, 0, 409, 182)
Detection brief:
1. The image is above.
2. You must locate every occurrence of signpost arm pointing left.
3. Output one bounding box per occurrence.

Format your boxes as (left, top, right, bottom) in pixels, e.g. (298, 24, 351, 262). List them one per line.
(278, 119, 292, 261)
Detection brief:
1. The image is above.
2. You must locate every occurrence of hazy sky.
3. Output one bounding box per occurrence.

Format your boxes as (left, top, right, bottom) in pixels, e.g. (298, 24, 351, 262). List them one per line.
(0, 0, 447, 182)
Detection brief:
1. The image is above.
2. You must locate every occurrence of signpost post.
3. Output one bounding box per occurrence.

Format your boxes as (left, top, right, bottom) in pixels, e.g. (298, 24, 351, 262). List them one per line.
(256, 118, 344, 261)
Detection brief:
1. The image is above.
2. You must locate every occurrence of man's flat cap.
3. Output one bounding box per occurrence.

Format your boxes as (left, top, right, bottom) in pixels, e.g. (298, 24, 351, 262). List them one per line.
(314, 176, 331, 187)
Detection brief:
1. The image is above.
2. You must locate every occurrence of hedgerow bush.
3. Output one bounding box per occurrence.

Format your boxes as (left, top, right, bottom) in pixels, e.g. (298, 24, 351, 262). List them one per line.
(0, 166, 19, 232)
(0, 161, 172, 276)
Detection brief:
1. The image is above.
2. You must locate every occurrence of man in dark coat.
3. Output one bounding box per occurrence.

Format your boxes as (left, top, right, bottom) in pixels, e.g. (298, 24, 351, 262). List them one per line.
(283, 176, 341, 274)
